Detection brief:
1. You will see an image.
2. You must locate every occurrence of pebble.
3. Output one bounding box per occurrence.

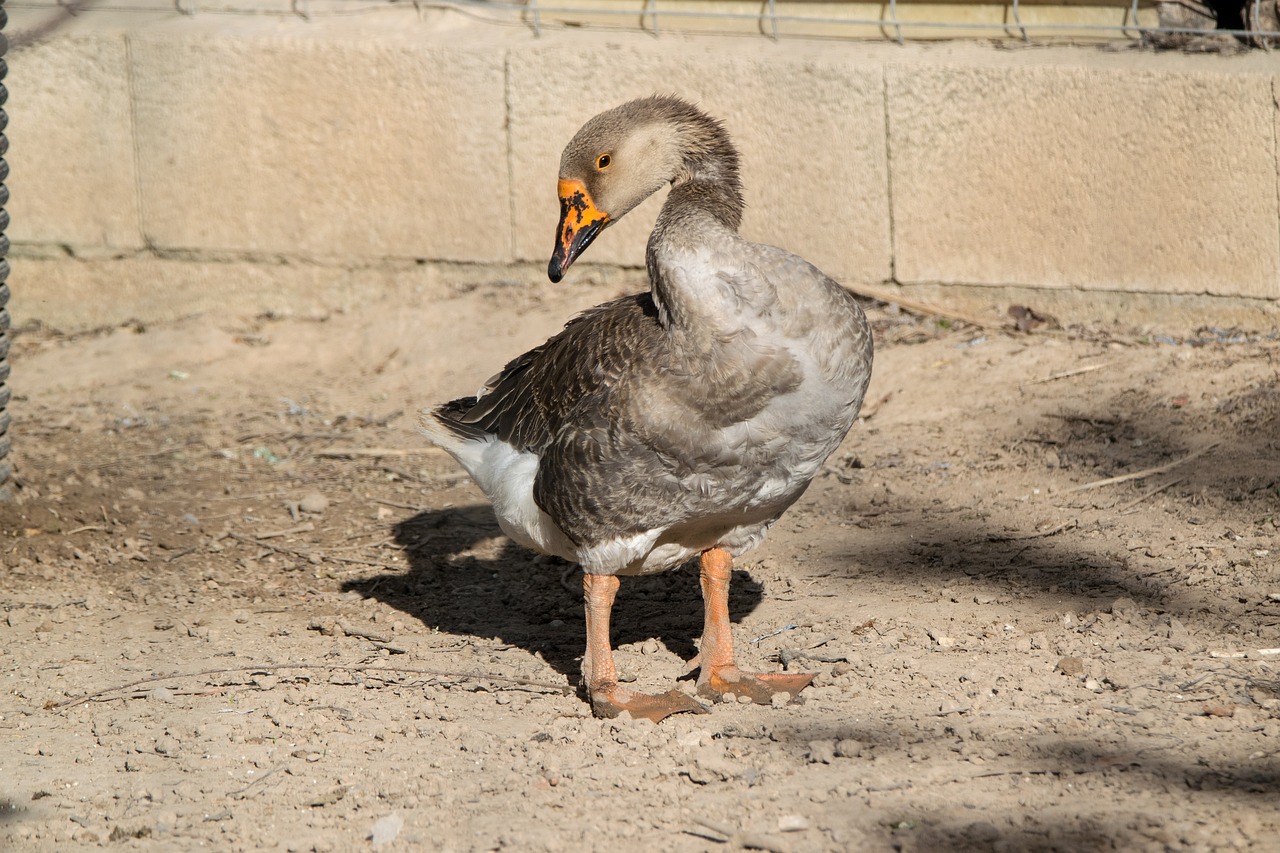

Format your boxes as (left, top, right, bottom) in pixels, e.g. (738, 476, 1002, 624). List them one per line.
(640, 639, 660, 655)
(370, 813, 404, 848)
(1056, 657, 1085, 677)
(834, 738, 863, 758)
(299, 493, 329, 514)
(806, 740, 836, 764)
(770, 692, 792, 709)
(778, 815, 810, 833)
(1167, 617, 1192, 651)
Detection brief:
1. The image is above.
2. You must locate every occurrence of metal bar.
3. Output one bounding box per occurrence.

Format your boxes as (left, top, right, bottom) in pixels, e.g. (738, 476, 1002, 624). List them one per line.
(1011, 0, 1029, 42)
(643, 0, 658, 34)
(8, 0, 1280, 48)
(765, 0, 778, 40)
(885, 0, 906, 44)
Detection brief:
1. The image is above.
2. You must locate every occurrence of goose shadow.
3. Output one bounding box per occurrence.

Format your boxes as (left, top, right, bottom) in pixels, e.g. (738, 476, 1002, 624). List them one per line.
(343, 505, 765, 691)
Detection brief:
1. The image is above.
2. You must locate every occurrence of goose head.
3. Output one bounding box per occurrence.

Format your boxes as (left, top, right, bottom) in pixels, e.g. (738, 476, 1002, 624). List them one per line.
(548, 96, 742, 282)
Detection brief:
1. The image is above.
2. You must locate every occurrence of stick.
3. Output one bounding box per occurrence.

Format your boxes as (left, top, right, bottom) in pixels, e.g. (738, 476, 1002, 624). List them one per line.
(1115, 478, 1185, 514)
(225, 532, 400, 570)
(689, 817, 792, 853)
(308, 620, 393, 645)
(1027, 362, 1114, 385)
(255, 523, 315, 540)
(1064, 443, 1218, 494)
(228, 765, 286, 799)
(48, 663, 574, 711)
(845, 282, 995, 329)
(1043, 413, 1120, 426)
(315, 448, 445, 459)
(987, 519, 1077, 542)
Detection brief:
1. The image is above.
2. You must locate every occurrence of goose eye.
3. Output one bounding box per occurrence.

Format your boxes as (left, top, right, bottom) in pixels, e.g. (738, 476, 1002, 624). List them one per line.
(596, 154, 612, 170)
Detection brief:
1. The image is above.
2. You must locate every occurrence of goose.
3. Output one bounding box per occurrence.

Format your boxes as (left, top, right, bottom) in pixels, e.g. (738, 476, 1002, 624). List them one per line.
(422, 96, 873, 721)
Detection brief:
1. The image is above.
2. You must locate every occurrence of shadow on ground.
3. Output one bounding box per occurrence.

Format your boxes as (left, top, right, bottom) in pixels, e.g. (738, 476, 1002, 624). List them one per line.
(345, 506, 764, 690)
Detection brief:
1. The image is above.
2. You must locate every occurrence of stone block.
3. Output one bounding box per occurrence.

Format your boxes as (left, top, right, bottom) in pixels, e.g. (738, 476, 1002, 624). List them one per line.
(130, 30, 509, 262)
(888, 62, 1279, 299)
(7, 36, 144, 250)
(508, 42, 892, 284)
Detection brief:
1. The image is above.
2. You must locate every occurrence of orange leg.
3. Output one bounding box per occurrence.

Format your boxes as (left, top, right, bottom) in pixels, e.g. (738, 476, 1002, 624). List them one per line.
(582, 573, 706, 722)
(692, 547, 814, 705)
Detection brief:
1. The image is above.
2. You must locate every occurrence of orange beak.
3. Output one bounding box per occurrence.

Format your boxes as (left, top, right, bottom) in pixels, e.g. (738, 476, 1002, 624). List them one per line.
(548, 179, 609, 283)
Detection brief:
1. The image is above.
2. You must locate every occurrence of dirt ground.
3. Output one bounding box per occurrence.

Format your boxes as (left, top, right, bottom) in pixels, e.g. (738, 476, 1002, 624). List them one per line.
(1, 274, 1278, 852)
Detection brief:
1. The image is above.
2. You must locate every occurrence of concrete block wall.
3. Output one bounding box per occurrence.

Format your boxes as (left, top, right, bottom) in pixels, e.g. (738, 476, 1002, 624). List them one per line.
(8, 10, 1280, 330)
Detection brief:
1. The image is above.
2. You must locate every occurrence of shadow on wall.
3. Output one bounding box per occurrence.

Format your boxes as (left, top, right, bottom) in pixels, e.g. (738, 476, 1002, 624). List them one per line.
(343, 506, 764, 690)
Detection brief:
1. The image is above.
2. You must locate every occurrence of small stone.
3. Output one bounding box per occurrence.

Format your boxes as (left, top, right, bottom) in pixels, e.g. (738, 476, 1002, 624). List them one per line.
(1056, 657, 1085, 677)
(299, 493, 329, 514)
(153, 737, 177, 755)
(965, 822, 1000, 843)
(1084, 677, 1102, 692)
(369, 813, 403, 848)
(770, 692, 792, 709)
(778, 815, 810, 833)
(1109, 597, 1137, 614)
(149, 687, 175, 703)
(737, 694, 754, 704)
(834, 738, 863, 758)
(677, 729, 711, 749)
(640, 639, 660, 655)
(806, 740, 836, 764)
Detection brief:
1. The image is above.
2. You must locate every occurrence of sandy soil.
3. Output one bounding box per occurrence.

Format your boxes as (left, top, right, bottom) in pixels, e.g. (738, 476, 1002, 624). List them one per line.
(1, 276, 1279, 852)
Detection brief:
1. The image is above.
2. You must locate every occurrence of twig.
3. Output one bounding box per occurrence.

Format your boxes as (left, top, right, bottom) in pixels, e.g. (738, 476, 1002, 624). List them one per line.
(847, 282, 995, 329)
(373, 498, 431, 512)
(858, 391, 893, 421)
(689, 816, 791, 853)
(228, 765, 286, 799)
(48, 663, 574, 711)
(64, 525, 108, 535)
(225, 532, 400, 570)
(1043, 413, 1120, 427)
(1064, 443, 1218, 494)
(1115, 478, 1185, 514)
(751, 624, 799, 645)
(315, 448, 445, 459)
(987, 519, 1078, 542)
(1027, 362, 1114, 385)
(308, 620, 392, 644)
(256, 523, 315, 540)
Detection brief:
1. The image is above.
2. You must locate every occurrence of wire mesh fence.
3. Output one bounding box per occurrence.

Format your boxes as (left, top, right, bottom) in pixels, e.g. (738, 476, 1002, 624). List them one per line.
(0, 0, 10, 499)
(8, 0, 1280, 48)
